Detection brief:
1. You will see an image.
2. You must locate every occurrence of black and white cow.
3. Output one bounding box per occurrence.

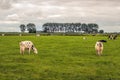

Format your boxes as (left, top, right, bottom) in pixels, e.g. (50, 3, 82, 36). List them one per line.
(95, 41, 103, 56)
(108, 34, 117, 40)
(19, 41, 38, 54)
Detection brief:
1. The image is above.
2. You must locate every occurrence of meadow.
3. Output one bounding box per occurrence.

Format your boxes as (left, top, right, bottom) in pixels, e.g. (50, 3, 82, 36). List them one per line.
(0, 35, 120, 80)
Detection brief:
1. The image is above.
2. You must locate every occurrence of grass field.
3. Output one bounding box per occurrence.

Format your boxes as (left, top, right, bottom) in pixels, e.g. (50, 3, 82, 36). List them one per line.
(0, 36, 120, 80)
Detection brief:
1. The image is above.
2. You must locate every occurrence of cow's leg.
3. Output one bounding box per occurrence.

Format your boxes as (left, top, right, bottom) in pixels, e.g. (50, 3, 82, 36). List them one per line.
(97, 49, 101, 56)
(96, 49, 99, 56)
(100, 49, 103, 55)
(98, 51, 100, 56)
(20, 47, 25, 55)
(28, 48, 31, 54)
(20, 47, 24, 54)
(20, 47, 22, 54)
(96, 50, 99, 56)
(96, 50, 98, 55)
(98, 51, 101, 56)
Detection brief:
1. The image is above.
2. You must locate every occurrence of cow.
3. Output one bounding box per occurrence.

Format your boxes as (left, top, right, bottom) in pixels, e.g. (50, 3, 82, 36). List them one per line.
(19, 41, 38, 54)
(108, 34, 117, 40)
(98, 40, 107, 42)
(95, 41, 103, 56)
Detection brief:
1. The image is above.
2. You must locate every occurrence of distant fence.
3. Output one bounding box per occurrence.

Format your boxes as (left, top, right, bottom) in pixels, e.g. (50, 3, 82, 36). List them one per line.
(0, 32, 119, 36)
(0, 33, 35, 36)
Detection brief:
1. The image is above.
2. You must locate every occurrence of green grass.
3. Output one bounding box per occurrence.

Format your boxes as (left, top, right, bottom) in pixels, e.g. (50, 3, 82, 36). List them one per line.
(0, 36, 120, 80)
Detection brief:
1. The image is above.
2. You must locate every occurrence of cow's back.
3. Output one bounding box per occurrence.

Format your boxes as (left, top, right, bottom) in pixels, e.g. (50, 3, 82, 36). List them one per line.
(20, 41, 33, 48)
(95, 42, 103, 49)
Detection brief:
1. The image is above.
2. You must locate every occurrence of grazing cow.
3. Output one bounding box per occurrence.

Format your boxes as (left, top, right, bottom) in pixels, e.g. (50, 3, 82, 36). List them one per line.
(19, 41, 38, 54)
(98, 40, 107, 43)
(113, 34, 117, 40)
(95, 41, 103, 56)
(108, 34, 117, 40)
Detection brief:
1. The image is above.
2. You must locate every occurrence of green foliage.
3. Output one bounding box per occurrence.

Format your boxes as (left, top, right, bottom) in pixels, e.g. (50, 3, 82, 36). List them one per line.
(0, 36, 120, 80)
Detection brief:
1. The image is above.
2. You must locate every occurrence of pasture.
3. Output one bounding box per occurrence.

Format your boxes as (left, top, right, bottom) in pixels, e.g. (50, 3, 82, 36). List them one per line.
(0, 35, 120, 80)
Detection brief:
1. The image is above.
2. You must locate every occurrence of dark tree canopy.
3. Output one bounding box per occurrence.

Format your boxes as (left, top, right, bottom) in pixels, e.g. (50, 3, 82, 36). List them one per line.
(26, 23, 36, 33)
(99, 30, 104, 33)
(19, 23, 37, 33)
(19, 24, 26, 32)
(42, 23, 99, 33)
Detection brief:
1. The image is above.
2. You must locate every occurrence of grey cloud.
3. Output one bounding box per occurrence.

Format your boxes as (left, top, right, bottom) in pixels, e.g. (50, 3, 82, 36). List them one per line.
(0, 0, 19, 10)
(0, 23, 20, 32)
(0, 0, 120, 32)
(0, 0, 13, 9)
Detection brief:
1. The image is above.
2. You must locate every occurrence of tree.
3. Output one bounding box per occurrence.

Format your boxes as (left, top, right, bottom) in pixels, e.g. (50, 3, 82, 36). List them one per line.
(99, 30, 104, 33)
(26, 23, 36, 33)
(81, 23, 88, 33)
(88, 23, 99, 33)
(19, 24, 26, 32)
(42, 23, 100, 33)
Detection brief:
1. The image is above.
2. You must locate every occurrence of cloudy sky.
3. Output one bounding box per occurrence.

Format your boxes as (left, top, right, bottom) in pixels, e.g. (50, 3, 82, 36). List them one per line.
(0, 0, 120, 32)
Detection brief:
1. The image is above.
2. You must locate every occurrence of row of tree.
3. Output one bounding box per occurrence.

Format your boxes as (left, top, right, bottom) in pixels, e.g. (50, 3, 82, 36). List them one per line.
(19, 23, 104, 33)
(42, 23, 104, 33)
(19, 23, 36, 33)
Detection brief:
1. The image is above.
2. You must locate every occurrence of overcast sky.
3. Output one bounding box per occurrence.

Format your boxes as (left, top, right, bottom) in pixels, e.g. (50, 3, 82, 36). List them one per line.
(0, 0, 120, 32)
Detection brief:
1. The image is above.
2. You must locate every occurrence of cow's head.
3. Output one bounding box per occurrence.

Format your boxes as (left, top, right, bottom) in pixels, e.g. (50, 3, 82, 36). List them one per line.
(33, 47, 38, 54)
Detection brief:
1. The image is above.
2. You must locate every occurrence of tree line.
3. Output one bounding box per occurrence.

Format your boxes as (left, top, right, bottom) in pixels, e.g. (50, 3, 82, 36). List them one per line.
(19, 23, 36, 33)
(42, 23, 104, 33)
(19, 23, 104, 33)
